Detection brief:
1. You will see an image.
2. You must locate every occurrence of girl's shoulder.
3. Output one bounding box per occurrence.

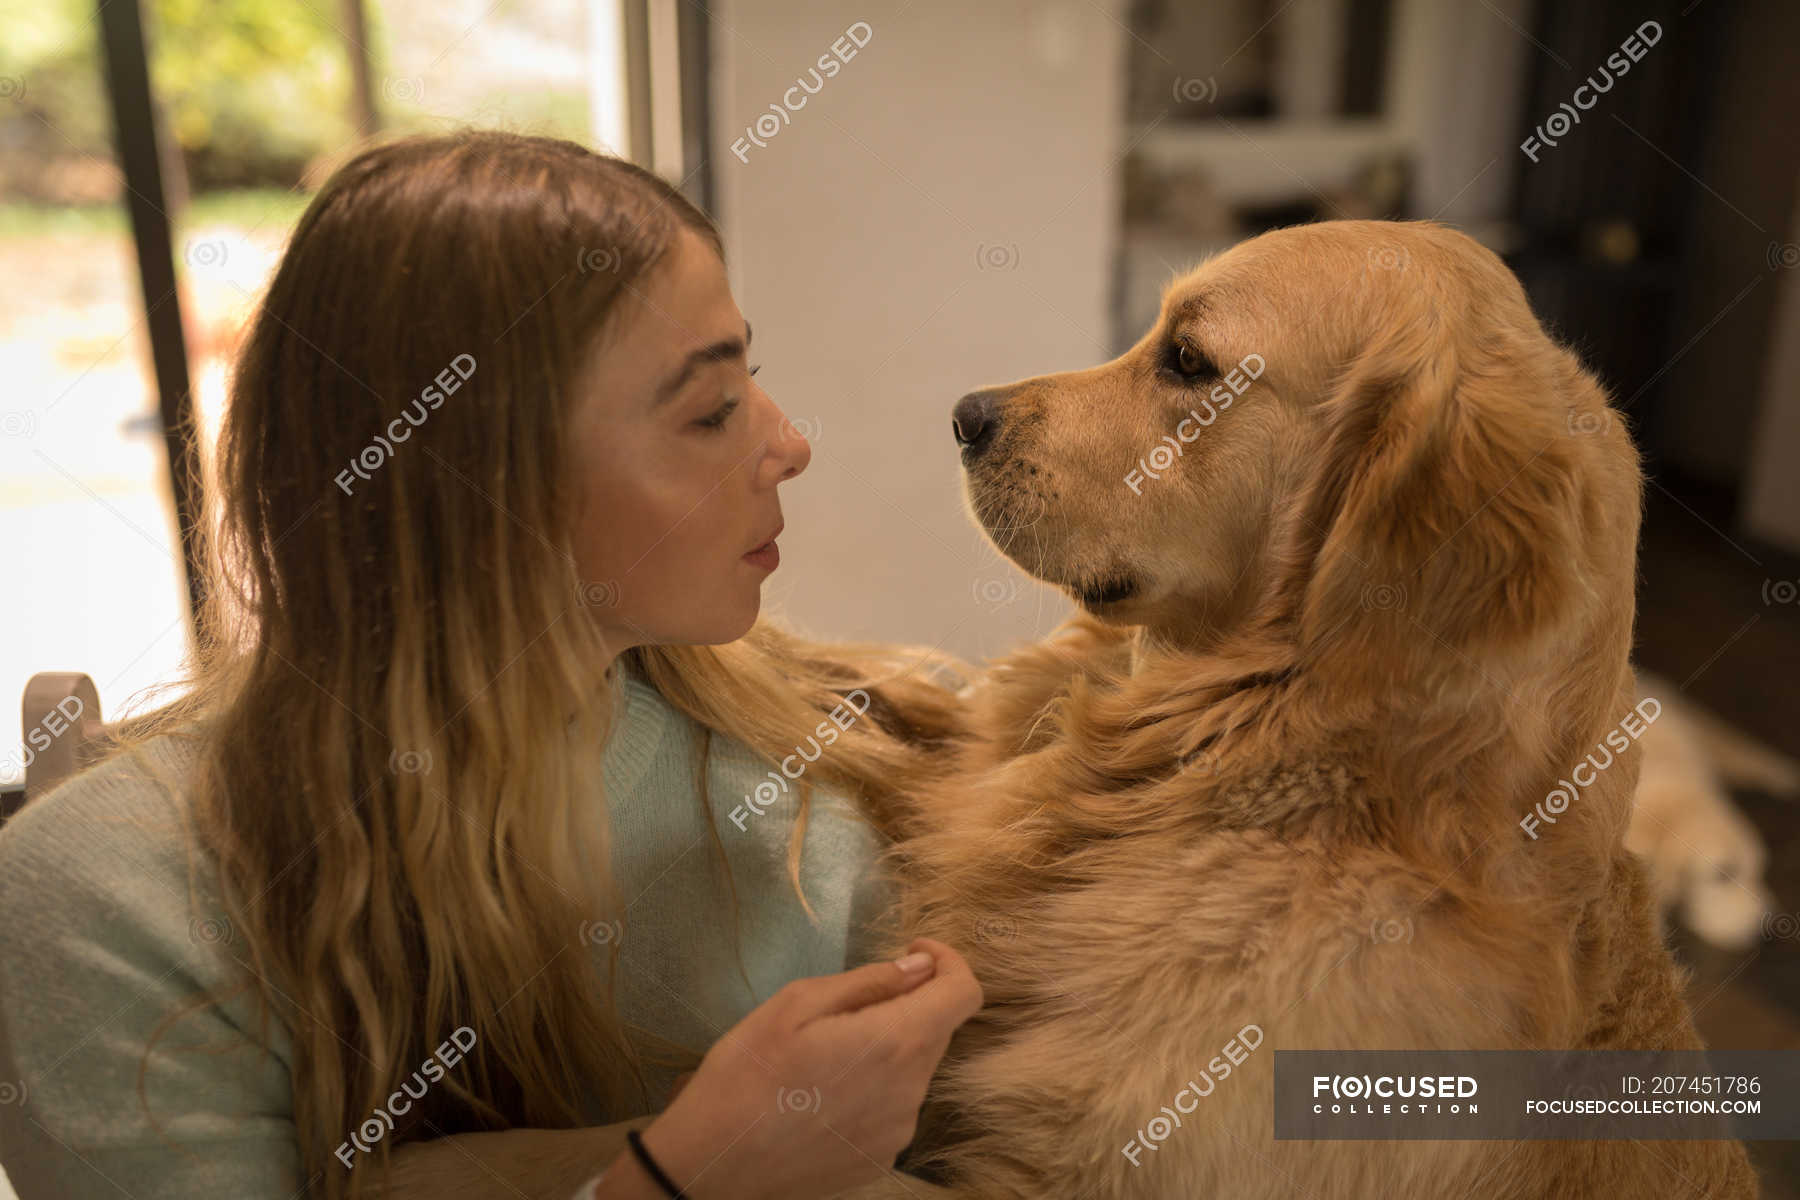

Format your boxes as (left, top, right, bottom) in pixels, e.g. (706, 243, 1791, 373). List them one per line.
(0, 726, 269, 1046)
(0, 730, 302, 1196)
(0, 729, 211, 904)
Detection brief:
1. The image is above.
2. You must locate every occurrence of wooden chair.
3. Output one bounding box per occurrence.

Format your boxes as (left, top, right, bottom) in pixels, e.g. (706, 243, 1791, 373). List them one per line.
(17, 671, 105, 808)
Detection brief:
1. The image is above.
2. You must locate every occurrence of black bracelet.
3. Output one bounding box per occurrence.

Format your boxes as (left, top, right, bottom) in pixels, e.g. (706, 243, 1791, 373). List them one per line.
(625, 1128, 685, 1198)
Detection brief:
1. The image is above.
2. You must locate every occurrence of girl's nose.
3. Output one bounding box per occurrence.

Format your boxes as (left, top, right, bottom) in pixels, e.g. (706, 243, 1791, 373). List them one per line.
(771, 409, 811, 482)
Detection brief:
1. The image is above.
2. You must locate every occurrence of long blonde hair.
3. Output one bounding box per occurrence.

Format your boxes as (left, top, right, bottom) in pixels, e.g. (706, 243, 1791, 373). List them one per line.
(96, 129, 971, 1198)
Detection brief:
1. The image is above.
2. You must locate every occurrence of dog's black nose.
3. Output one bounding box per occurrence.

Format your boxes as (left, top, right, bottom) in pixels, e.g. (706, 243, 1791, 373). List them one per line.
(952, 390, 1003, 459)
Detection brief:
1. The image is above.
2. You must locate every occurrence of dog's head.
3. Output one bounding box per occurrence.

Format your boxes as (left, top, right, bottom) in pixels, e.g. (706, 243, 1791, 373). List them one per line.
(953, 220, 1640, 695)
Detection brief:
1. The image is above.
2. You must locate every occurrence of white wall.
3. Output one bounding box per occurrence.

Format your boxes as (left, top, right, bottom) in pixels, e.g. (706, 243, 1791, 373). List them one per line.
(1388, 0, 1531, 229)
(709, 0, 1125, 664)
(1745, 169, 1800, 554)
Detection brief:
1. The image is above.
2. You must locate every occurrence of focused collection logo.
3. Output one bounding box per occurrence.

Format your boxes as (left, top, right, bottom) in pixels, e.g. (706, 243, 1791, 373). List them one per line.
(1311, 1073, 1480, 1115)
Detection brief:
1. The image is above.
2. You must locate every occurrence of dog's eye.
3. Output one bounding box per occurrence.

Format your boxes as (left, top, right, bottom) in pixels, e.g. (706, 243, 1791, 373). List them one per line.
(1172, 340, 1213, 378)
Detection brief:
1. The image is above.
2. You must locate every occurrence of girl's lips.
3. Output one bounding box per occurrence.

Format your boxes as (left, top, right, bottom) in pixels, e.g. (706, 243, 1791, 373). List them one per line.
(744, 538, 780, 571)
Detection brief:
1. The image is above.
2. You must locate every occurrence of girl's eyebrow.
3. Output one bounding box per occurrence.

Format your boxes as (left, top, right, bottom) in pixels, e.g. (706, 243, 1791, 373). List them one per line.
(651, 320, 753, 406)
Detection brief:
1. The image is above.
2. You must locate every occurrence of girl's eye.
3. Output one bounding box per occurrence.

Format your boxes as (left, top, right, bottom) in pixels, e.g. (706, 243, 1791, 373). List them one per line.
(695, 398, 740, 430)
(692, 365, 759, 431)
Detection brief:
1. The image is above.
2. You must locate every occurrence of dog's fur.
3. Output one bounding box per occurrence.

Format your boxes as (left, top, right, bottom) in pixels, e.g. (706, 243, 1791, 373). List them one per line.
(873, 221, 1757, 1198)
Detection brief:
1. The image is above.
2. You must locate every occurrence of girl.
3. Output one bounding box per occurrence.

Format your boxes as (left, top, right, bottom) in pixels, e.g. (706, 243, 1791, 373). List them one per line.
(0, 130, 981, 1200)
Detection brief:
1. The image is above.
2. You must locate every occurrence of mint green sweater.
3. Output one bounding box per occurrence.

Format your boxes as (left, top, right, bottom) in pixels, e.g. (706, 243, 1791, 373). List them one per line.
(0, 661, 893, 1197)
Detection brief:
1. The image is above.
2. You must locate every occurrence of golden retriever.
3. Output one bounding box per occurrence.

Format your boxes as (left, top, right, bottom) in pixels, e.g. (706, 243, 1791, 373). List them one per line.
(1629, 669, 1793, 951)
(868, 220, 1758, 1198)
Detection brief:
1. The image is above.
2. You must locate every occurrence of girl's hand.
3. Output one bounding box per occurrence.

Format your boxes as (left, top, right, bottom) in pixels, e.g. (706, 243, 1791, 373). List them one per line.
(633, 937, 982, 1200)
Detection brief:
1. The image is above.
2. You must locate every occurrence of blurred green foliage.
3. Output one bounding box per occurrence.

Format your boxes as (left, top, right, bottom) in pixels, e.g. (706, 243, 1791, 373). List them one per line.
(152, 0, 354, 187)
(0, 187, 311, 236)
(0, 0, 355, 194)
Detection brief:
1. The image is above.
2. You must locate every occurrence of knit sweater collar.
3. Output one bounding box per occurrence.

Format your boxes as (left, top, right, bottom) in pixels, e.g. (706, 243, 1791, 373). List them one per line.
(601, 657, 677, 801)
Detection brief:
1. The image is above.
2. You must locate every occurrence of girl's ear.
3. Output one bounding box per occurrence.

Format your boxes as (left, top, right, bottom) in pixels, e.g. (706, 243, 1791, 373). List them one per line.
(1294, 319, 1620, 687)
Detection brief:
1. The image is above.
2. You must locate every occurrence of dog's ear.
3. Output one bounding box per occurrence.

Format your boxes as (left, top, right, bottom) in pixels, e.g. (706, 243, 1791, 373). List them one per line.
(1295, 318, 1626, 684)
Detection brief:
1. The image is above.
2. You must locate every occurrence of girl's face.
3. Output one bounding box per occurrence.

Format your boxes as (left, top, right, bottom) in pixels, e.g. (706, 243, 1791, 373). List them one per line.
(568, 226, 811, 661)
